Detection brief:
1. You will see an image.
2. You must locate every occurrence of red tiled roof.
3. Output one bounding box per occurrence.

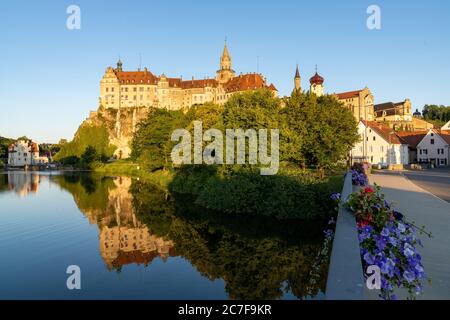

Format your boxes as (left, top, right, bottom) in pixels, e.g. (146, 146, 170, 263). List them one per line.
(224, 73, 276, 93)
(116, 71, 157, 85)
(336, 90, 363, 100)
(310, 72, 324, 85)
(181, 78, 218, 89)
(396, 131, 428, 148)
(362, 121, 405, 144)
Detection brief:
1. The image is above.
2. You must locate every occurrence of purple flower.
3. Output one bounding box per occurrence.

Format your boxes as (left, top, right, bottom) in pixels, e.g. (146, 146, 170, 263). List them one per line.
(403, 243, 415, 257)
(364, 252, 375, 264)
(324, 229, 334, 241)
(330, 193, 341, 202)
(393, 210, 404, 221)
(381, 258, 395, 277)
(376, 236, 387, 251)
(381, 227, 390, 237)
(403, 270, 416, 284)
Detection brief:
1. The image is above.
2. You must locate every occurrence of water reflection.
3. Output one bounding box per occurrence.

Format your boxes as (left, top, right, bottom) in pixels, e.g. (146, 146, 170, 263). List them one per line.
(0, 172, 329, 299)
(0, 172, 42, 197)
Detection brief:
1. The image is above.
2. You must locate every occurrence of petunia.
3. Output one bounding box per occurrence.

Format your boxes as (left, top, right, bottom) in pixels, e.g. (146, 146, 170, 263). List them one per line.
(403, 270, 416, 283)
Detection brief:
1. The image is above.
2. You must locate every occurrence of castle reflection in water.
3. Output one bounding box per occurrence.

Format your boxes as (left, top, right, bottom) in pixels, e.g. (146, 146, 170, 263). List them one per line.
(1, 172, 174, 271)
(92, 177, 174, 271)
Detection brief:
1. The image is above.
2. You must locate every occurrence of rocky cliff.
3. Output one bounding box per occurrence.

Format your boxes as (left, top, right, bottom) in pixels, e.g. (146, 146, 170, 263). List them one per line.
(84, 106, 149, 159)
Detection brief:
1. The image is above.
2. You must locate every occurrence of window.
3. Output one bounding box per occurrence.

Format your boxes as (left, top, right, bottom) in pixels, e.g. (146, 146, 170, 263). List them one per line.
(431, 139, 435, 145)
(111, 88, 114, 92)
(380, 146, 384, 152)
(370, 146, 373, 153)
(106, 88, 109, 92)
(373, 136, 376, 141)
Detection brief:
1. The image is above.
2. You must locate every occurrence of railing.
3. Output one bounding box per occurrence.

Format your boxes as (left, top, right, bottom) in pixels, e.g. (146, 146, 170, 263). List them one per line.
(325, 171, 365, 300)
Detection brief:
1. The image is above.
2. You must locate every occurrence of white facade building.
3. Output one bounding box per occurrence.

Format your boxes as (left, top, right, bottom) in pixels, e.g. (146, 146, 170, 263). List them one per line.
(351, 121, 409, 167)
(416, 129, 450, 166)
(7, 140, 49, 167)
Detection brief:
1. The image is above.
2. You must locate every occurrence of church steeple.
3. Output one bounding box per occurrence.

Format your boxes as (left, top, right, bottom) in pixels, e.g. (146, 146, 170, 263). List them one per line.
(294, 64, 301, 91)
(216, 39, 236, 84)
(220, 39, 232, 70)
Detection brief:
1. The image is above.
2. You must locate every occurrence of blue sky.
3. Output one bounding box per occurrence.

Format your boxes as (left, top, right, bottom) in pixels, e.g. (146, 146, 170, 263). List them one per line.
(1, 0, 449, 142)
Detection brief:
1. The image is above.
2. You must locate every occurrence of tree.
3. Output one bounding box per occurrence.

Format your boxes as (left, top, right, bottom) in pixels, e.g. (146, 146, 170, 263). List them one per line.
(301, 94, 359, 176)
(131, 107, 186, 171)
(81, 145, 99, 168)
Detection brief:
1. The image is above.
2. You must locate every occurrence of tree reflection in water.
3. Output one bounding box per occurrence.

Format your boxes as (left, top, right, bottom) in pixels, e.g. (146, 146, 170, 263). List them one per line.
(52, 173, 329, 300)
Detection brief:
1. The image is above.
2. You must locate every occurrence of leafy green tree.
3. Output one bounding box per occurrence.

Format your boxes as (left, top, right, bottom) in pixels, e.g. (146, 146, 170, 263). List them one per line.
(131, 107, 186, 171)
(301, 94, 359, 176)
(422, 104, 450, 126)
(81, 145, 99, 168)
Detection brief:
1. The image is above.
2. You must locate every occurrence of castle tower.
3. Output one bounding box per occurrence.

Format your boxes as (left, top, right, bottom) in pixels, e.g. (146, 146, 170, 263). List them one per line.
(116, 59, 123, 72)
(216, 40, 236, 84)
(294, 64, 301, 91)
(309, 66, 324, 97)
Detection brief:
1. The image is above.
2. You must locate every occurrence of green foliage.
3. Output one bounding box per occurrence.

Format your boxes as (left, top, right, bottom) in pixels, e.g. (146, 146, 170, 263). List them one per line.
(131, 107, 186, 171)
(52, 174, 116, 213)
(80, 145, 99, 168)
(422, 104, 450, 125)
(170, 165, 343, 220)
(300, 94, 360, 170)
(54, 123, 116, 163)
(129, 178, 329, 299)
(0, 136, 15, 160)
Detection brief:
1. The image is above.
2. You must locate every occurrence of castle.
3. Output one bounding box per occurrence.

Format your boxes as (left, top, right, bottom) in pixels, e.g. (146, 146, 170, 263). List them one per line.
(100, 42, 278, 111)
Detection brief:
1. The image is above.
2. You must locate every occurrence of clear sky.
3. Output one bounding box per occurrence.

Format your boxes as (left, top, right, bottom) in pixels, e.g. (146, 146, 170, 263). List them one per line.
(1, 0, 449, 143)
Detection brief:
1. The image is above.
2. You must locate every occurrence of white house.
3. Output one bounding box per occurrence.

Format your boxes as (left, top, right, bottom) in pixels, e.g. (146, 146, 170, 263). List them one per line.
(416, 129, 450, 166)
(442, 120, 450, 131)
(351, 121, 409, 167)
(7, 140, 49, 167)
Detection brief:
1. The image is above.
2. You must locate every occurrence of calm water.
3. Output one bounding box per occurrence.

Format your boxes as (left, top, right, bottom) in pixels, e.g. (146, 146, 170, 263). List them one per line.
(0, 171, 328, 300)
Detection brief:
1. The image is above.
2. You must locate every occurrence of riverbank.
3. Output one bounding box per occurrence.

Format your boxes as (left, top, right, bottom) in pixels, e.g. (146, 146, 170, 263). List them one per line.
(94, 160, 173, 189)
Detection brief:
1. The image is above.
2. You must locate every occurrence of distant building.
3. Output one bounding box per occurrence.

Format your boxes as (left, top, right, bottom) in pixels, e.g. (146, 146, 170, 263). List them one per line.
(309, 69, 324, 97)
(413, 109, 422, 118)
(375, 99, 412, 122)
(415, 129, 450, 166)
(396, 131, 427, 164)
(7, 140, 49, 167)
(351, 121, 409, 168)
(292, 65, 374, 121)
(373, 99, 434, 131)
(99, 41, 277, 111)
(335, 88, 375, 121)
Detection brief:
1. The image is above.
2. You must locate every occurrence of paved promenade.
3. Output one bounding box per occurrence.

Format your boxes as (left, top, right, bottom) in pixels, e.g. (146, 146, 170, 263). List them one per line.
(366, 171, 450, 299)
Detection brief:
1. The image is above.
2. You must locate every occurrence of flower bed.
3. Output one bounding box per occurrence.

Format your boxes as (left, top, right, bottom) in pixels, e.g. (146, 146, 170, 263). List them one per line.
(331, 168, 430, 300)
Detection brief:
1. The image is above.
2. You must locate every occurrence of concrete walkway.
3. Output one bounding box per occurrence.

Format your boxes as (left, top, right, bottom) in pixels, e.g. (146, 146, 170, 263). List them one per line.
(366, 172, 450, 299)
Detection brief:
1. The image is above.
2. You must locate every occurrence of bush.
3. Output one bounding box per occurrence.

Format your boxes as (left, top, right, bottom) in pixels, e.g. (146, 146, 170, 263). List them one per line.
(170, 166, 341, 220)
